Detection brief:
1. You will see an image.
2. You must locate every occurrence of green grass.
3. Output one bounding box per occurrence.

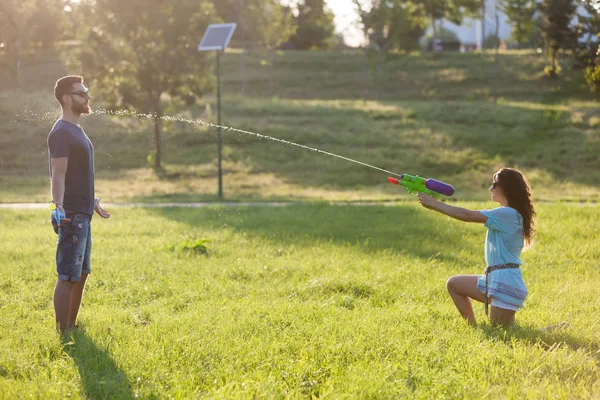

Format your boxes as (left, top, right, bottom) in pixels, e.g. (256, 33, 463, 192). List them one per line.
(0, 203, 599, 398)
(2, 45, 600, 399)
(1, 49, 599, 203)
(220, 49, 597, 103)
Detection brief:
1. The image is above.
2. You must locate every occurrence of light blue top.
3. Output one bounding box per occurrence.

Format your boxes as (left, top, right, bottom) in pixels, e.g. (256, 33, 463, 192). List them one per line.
(479, 207, 524, 267)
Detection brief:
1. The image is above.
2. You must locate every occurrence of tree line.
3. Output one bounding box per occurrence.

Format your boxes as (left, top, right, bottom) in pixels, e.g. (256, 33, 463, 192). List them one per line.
(0, 0, 598, 169)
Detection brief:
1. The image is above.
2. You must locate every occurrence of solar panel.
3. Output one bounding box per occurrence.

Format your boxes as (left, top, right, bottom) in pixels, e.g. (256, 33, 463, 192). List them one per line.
(198, 23, 237, 51)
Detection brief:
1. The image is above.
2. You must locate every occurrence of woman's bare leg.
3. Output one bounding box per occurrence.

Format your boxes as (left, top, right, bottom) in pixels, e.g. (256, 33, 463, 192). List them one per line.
(446, 275, 485, 325)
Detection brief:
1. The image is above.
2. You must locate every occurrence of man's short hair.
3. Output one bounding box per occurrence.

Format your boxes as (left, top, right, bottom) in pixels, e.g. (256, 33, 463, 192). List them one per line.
(54, 75, 84, 105)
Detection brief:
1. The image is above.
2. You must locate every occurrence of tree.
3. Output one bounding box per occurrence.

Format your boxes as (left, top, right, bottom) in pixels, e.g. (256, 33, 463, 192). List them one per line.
(0, 0, 66, 88)
(584, 37, 600, 91)
(212, 0, 295, 47)
(248, 1, 296, 96)
(354, 0, 427, 53)
(538, 0, 578, 78)
(356, 0, 480, 52)
(423, 25, 461, 50)
(353, 0, 428, 99)
(418, 0, 480, 48)
(578, 0, 600, 42)
(289, 0, 337, 50)
(250, 1, 296, 50)
(213, 0, 295, 96)
(75, 0, 219, 169)
(580, 1, 600, 91)
(576, 0, 600, 63)
(500, 0, 536, 49)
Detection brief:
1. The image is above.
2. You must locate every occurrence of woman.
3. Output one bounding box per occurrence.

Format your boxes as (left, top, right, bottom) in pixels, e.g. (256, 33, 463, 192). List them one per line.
(418, 168, 536, 327)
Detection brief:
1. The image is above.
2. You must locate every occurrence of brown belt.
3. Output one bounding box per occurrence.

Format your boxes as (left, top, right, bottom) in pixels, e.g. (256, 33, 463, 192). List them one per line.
(484, 263, 520, 316)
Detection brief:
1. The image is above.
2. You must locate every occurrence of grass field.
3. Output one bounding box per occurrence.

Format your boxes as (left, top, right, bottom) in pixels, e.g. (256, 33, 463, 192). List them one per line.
(1, 49, 599, 398)
(1, 50, 599, 203)
(0, 204, 599, 398)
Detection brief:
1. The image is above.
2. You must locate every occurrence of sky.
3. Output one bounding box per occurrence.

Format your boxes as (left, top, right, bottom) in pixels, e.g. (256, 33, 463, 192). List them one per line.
(324, 0, 364, 46)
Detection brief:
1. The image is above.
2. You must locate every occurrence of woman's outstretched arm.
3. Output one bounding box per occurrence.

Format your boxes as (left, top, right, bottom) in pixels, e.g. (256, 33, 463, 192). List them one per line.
(418, 193, 487, 223)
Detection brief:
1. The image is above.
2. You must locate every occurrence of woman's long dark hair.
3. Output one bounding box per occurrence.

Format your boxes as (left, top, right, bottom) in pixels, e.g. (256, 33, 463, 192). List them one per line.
(495, 168, 536, 248)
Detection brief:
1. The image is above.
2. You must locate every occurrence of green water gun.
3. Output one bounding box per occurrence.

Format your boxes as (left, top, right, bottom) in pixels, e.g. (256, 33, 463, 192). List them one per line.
(388, 174, 455, 199)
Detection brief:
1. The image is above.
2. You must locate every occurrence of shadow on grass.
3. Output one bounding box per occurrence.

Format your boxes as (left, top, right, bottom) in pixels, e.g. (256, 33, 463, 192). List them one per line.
(479, 322, 600, 356)
(61, 329, 137, 400)
(145, 204, 484, 267)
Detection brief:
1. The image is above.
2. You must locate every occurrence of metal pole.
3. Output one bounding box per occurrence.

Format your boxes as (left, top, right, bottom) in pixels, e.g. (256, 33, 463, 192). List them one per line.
(240, 0, 246, 95)
(16, 35, 21, 90)
(217, 48, 223, 200)
(493, 0, 499, 105)
(480, 0, 486, 51)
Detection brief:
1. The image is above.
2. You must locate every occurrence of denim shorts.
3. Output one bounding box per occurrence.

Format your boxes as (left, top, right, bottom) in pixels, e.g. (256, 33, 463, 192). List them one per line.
(55, 213, 92, 282)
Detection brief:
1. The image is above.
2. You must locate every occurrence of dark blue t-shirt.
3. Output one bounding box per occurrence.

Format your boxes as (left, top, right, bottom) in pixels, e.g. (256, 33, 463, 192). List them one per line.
(48, 120, 95, 215)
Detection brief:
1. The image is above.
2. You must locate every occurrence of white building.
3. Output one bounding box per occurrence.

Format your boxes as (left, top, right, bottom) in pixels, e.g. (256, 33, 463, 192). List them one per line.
(436, 0, 595, 50)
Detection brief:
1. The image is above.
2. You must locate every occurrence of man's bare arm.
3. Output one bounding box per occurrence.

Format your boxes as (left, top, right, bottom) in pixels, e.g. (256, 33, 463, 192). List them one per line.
(51, 157, 68, 211)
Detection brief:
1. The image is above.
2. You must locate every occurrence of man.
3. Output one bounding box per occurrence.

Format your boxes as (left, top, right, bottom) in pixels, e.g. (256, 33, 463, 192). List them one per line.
(48, 75, 110, 333)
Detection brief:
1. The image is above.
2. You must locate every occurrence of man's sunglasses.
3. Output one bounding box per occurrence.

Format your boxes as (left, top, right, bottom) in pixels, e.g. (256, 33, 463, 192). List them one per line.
(68, 89, 91, 98)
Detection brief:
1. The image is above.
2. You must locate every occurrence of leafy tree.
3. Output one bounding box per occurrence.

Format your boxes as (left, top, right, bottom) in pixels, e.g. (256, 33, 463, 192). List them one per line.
(289, 0, 337, 50)
(418, 0, 481, 24)
(74, 0, 218, 169)
(250, 1, 296, 50)
(418, 0, 480, 46)
(211, 0, 238, 23)
(580, 1, 600, 90)
(423, 25, 461, 50)
(574, 0, 600, 65)
(213, 0, 295, 96)
(500, 0, 536, 49)
(579, 1, 600, 43)
(584, 38, 600, 91)
(538, 0, 578, 78)
(355, 0, 427, 53)
(212, 0, 295, 48)
(356, 0, 479, 52)
(249, 1, 296, 95)
(0, 0, 65, 88)
(353, 1, 427, 100)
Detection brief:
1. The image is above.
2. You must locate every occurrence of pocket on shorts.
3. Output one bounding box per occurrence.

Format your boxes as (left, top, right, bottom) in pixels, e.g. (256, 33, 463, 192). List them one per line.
(58, 219, 83, 248)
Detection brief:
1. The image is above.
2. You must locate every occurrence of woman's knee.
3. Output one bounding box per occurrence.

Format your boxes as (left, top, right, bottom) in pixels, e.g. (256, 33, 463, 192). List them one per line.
(446, 276, 458, 293)
(446, 275, 469, 293)
(446, 275, 484, 302)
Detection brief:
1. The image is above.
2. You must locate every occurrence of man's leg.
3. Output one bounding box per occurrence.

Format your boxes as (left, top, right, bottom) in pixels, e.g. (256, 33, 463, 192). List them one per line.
(69, 273, 88, 328)
(55, 214, 90, 332)
(54, 279, 76, 332)
(446, 275, 485, 325)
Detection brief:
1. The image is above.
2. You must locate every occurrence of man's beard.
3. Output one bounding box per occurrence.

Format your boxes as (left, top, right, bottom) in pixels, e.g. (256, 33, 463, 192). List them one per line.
(72, 102, 91, 115)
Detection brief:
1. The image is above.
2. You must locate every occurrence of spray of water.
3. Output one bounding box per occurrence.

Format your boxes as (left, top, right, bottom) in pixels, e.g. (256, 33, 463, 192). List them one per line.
(95, 108, 401, 177)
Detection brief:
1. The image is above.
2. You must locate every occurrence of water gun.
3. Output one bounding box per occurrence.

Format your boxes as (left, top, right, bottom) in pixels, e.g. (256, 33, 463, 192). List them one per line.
(50, 203, 71, 233)
(388, 174, 455, 199)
